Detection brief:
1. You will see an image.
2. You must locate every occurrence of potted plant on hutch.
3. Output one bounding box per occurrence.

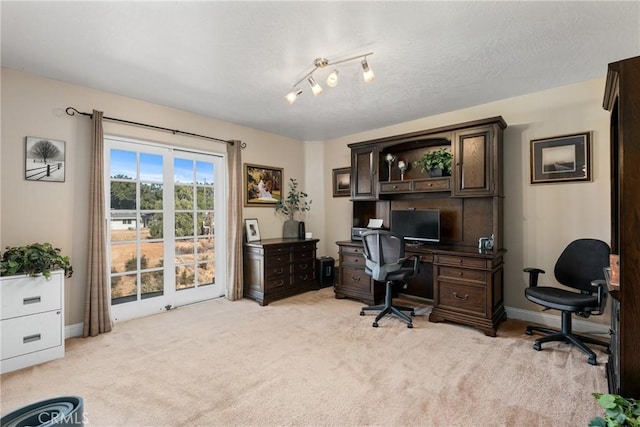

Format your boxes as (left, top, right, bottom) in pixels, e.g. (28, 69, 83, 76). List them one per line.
(275, 178, 312, 239)
(414, 147, 453, 177)
(0, 242, 72, 374)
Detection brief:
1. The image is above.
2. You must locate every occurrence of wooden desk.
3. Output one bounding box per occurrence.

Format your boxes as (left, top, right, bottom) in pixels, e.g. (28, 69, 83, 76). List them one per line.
(335, 240, 506, 336)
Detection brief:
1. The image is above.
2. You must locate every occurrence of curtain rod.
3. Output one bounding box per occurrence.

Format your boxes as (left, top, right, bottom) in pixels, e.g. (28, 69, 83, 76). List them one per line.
(65, 107, 245, 148)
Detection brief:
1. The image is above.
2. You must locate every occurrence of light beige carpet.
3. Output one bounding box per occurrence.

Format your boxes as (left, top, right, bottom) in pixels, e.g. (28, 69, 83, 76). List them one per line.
(1, 288, 608, 426)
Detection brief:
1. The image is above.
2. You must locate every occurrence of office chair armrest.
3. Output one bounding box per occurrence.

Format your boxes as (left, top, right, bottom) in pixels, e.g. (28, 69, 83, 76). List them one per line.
(523, 267, 545, 287)
(409, 254, 420, 275)
(590, 279, 608, 315)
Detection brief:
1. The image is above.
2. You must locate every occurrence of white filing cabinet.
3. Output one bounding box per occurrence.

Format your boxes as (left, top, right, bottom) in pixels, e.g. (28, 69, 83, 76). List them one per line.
(0, 270, 65, 374)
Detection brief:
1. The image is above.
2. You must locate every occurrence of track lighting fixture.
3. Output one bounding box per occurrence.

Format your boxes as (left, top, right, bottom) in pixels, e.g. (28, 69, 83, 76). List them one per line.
(285, 52, 374, 104)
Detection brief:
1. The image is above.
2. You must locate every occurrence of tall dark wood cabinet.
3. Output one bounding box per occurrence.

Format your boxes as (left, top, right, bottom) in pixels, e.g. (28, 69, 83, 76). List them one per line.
(337, 117, 507, 336)
(603, 55, 640, 398)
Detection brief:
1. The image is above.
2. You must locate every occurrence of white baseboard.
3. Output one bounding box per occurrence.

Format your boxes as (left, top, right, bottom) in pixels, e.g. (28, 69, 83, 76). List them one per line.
(65, 322, 83, 338)
(505, 306, 610, 337)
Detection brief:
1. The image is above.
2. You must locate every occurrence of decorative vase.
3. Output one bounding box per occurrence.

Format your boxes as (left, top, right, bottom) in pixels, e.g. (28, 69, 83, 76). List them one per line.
(429, 168, 443, 177)
(283, 219, 299, 238)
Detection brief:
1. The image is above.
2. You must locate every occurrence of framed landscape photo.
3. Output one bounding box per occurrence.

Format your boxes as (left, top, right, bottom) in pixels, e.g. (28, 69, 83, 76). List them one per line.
(244, 218, 261, 242)
(530, 132, 591, 185)
(244, 163, 283, 206)
(25, 136, 66, 182)
(332, 167, 351, 197)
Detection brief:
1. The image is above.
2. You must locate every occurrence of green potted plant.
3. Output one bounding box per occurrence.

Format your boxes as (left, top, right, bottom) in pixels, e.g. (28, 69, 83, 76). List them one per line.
(275, 178, 312, 238)
(0, 242, 73, 279)
(414, 147, 453, 177)
(590, 393, 640, 426)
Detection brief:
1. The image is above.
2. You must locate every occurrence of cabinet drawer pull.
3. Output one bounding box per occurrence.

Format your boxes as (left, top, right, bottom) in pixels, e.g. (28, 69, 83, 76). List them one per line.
(393, 185, 398, 189)
(453, 292, 469, 301)
(458, 272, 464, 276)
(428, 183, 433, 187)
(274, 280, 284, 287)
(23, 296, 42, 305)
(352, 275, 361, 282)
(23, 333, 42, 344)
(274, 268, 284, 275)
(299, 263, 308, 269)
(300, 274, 309, 281)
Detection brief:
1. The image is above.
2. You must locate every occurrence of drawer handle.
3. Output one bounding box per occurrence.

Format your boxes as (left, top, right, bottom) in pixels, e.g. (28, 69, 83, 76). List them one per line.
(274, 268, 284, 275)
(300, 263, 308, 269)
(352, 276, 360, 282)
(393, 185, 398, 189)
(300, 274, 309, 281)
(458, 272, 464, 277)
(23, 333, 42, 344)
(23, 296, 42, 305)
(458, 259, 463, 264)
(428, 183, 433, 187)
(274, 280, 284, 287)
(453, 292, 469, 301)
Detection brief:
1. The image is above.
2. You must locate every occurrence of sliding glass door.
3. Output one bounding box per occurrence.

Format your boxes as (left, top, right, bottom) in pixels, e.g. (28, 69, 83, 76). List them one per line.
(105, 137, 226, 322)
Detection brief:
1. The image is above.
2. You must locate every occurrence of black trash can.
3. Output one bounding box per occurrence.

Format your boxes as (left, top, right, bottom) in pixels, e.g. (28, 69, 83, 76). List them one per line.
(317, 256, 335, 288)
(1, 396, 84, 427)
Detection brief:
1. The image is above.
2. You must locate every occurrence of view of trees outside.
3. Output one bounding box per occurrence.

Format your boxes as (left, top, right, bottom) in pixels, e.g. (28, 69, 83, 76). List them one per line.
(108, 149, 216, 305)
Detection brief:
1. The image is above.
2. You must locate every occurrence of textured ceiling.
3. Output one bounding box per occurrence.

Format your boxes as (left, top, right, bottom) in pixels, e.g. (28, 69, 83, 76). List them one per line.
(2, 1, 639, 141)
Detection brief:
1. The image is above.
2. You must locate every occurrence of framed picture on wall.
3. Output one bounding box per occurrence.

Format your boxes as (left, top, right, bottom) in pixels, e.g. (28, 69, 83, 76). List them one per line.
(25, 136, 66, 182)
(332, 167, 351, 197)
(244, 163, 283, 206)
(530, 132, 591, 184)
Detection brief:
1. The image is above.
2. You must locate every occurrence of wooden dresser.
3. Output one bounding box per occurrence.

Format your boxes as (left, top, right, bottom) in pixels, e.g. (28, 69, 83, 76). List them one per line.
(243, 238, 319, 305)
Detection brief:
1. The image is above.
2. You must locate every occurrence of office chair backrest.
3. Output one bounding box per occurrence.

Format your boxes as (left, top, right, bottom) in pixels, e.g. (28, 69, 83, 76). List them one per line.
(361, 230, 405, 281)
(554, 238, 610, 293)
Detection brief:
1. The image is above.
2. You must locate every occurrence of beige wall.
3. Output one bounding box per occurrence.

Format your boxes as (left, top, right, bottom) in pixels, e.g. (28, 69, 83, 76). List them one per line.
(322, 77, 611, 324)
(1, 67, 611, 330)
(1, 68, 307, 327)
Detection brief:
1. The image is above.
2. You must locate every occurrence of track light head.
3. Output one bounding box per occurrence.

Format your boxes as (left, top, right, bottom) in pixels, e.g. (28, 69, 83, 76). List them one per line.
(285, 89, 302, 104)
(362, 58, 375, 83)
(326, 70, 339, 88)
(308, 76, 323, 96)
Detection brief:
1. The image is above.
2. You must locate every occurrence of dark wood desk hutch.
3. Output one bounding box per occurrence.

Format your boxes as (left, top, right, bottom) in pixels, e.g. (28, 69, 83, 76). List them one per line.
(603, 55, 640, 398)
(336, 116, 507, 336)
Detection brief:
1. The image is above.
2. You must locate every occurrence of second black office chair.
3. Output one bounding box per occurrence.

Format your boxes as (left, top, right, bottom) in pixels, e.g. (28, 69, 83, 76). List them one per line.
(524, 238, 610, 365)
(360, 230, 420, 328)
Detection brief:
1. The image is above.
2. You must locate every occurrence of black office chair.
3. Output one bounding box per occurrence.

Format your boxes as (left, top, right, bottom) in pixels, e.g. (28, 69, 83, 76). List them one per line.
(523, 238, 610, 365)
(359, 230, 420, 328)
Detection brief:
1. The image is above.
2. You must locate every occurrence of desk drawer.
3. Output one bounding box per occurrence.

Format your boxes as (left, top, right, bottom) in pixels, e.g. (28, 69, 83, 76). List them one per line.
(339, 266, 370, 292)
(438, 266, 486, 284)
(1, 310, 62, 360)
(340, 245, 364, 256)
(341, 253, 365, 267)
(379, 181, 412, 193)
(437, 281, 486, 316)
(413, 178, 450, 191)
(435, 255, 487, 269)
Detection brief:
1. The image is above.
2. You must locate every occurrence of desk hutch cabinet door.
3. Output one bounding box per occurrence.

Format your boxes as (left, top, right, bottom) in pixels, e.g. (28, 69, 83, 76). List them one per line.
(351, 146, 378, 200)
(452, 126, 495, 197)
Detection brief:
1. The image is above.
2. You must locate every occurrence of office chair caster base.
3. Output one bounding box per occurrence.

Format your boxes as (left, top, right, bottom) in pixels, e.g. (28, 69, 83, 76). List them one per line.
(533, 342, 542, 351)
(372, 322, 378, 327)
(407, 322, 413, 329)
(360, 311, 365, 316)
(588, 356, 598, 366)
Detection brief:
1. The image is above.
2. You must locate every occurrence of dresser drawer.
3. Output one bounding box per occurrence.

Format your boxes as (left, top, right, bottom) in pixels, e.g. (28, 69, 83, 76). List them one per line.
(293, 249, 316, 261)
(264, 276, 290, 291)
(339, 266, 371, 292)
(294, 259, 314, 275)
(340, 245, 364, 256)
(293, 269, 315, 283)
(265, 253, 290, 268)
(438, 266, 486, 284)
(264, 264, 289, 280)
(435, 255, 487, 269)
(437, 281, 486, 316)
(1, 310, 63, 360)
(1, 273, 63, 320)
